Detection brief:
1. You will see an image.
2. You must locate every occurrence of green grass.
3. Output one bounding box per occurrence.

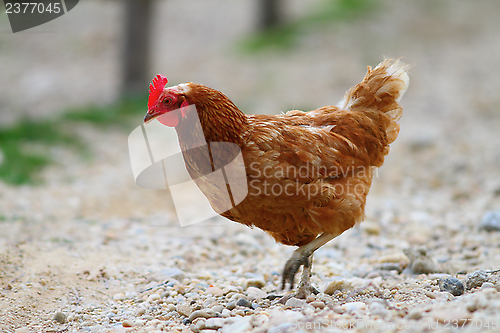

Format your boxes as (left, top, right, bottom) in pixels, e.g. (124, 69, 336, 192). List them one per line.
(239, 0, 377, 53)
(62, 96, 147, 128)
(0, 96, 147, 185)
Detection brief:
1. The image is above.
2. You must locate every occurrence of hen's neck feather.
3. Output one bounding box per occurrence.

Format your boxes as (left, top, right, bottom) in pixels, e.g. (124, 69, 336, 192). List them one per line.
(180, 84, 249, 145)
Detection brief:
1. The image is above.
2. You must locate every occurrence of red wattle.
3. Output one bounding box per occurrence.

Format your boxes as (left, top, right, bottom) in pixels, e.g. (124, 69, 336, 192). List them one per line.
(158, 111, 179, 127)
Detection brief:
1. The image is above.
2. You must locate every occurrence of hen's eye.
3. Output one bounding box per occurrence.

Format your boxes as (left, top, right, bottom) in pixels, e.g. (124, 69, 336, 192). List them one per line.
(163, 97, 173, 105)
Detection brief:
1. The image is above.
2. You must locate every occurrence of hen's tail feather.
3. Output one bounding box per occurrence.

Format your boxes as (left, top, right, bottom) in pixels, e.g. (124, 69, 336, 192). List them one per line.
(337, 59, 409, 116)
(337, 59, 410, 143)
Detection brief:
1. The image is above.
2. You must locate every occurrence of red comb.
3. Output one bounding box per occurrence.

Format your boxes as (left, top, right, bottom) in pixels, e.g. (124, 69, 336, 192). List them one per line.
(148, 74, 168, 110)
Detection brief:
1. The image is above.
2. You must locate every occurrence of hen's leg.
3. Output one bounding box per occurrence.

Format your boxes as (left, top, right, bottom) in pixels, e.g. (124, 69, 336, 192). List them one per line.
(281, 233, 339, 299)
(294, 254, 319, 299)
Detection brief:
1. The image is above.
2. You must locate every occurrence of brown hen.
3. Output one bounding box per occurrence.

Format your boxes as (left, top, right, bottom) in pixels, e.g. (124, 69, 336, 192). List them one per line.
(145, 59, 409, 298)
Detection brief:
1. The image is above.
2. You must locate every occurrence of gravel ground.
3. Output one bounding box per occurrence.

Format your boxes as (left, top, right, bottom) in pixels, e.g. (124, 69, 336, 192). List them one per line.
(2, 1, 500, 332)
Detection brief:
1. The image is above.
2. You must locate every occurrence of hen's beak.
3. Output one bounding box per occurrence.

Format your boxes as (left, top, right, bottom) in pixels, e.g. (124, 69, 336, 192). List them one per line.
(144, 112, 155, 124)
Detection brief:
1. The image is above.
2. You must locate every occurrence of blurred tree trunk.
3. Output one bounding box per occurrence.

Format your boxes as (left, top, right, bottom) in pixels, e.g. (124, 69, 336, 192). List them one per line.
(122, 0, 153, 97)
(258, 0, 283, 30)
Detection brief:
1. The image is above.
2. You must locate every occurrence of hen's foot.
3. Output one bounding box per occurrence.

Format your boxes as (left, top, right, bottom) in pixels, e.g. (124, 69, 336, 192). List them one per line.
(279, 283, 319, 304)
(281, 250, 310, 290)
(279, 254, 318, 303)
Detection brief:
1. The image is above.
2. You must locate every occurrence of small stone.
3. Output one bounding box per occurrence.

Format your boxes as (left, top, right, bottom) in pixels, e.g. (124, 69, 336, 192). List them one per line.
(310, 301, 325, 309)
(466, 270, 489, 290)
(221, 285, 239, 295)
(206, 286, 224, 297)
(191, 318, 206, 331)
(222, 317, 252, 333)
(361, 221, 381, 235)
(321, 279, 353, 295)
(147, 294, 160, 302)
(481, 282, 495, 290)
(226, 301, 236, 310)
(189, 310, 212, 322)
(462, 250, 480, 259)
(135, 308, 146, 316)
(205, 318, 224, 330)
(155, 268, 185, 281)
(134, 319, 146, 326)
(236, 298, 252, 308)
(439, 275, 464, 296)
(53, 312, 66, 324)
(344, 302, 366, 313)
(480, 211, 500, 232)
(423, 290, 437, 299)
(285, 297, 305, 308)
(113, 292, 126, 301)
(14, 328, 30, 333)
(211, 304, 224, 313)
(221, 308, 231, 318)
(332, 305, 345, 314)
(407, 309, 422, 320)
(122, 320, 134, 327)
(177, 303, 193, 317)
(265, 294, 281, 301)
(365, 271, 383, 279)
(376, 262, 404, 273)
(466, 294, 488, 312)
(304, 304, 315, 315)
(305, 295, 316, 303)
(482, 287, 497, 295)
(435, 291, 454, 301)
(368, 302, 389, 317)
(245, 286, 267, 300)
(173, 284, 185, 294)
(243, 279, 265, 289)
(404, 246, 442, 274)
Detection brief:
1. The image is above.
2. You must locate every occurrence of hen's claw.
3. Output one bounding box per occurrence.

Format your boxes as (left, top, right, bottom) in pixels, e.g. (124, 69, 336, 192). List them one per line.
(281, 251, 310, 290)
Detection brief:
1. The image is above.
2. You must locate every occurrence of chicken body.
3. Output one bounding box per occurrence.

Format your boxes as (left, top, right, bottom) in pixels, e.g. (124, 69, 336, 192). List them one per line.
(145, 59, 409, 297)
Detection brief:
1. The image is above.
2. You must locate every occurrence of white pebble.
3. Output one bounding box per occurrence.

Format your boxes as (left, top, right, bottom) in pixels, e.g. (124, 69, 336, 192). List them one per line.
(122, 320, 134, 327)
(322, 279, 353, 295)
(285, 297, 305, 308)
(221, 316, 252, 333)
(246, 286, 267, 300)
(407, 309, 422, 320)
(205, 318, 224, 330)
(147, 294, 160, 302)
(14, 328, 30, 333)
(113, 293, 126, 301)
(344, 302, 366, 313)
(134, 319, 146, 326)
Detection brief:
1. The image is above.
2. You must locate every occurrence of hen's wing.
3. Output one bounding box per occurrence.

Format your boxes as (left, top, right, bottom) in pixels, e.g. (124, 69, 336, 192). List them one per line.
(229, 113, 373, 245)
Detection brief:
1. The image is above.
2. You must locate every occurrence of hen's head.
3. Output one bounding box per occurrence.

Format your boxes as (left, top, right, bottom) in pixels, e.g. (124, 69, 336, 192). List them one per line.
(145, 74, 190, 127)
